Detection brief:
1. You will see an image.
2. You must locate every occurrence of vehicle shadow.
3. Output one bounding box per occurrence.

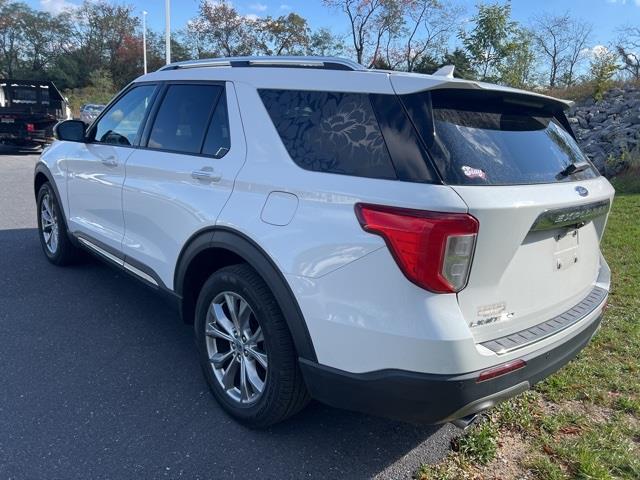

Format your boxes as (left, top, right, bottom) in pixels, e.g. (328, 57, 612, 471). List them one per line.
(0, 144, 42, 156)
(0, 227, 456, 480)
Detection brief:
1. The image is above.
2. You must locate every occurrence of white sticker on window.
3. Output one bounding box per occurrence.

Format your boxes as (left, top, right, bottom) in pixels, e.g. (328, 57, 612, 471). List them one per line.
(462, 165, 487, 180)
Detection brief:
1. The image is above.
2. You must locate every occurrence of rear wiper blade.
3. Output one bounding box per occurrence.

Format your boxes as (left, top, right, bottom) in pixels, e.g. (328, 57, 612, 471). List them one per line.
(556, 162, 591, 178)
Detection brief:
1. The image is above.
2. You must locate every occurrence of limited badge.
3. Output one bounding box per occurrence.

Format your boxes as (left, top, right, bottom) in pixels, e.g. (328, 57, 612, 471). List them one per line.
(470, 302, 514, 327)
(462, 165, 487, 180)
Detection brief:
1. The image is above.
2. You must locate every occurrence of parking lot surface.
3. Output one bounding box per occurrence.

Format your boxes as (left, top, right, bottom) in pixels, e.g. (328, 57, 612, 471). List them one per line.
(0, 151, 456, 479)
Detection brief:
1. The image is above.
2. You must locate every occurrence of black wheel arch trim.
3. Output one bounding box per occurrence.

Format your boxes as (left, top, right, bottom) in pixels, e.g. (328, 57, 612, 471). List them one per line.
(174, 226, 318, 362)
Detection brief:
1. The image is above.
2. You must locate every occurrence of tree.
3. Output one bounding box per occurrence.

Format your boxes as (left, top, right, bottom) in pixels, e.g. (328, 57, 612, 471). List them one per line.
(62, 68, 116, 114)
(257, 13, 310, 56)
(615, 26, 640, 81)
(411, 54, 439, 74)
(498, 27, 536, 88)
(19, 10, 72, 76)
(589, 46, 619, 101)
(459, 2, 518, 82)
(0, 1, 73, 81)
(324, 0, 403, 66)
(532, 13, 592, 88)
(67, 1, 141, 88)
(386, 0, 463, 72)
(531, 14, 567, 88)
(440, 48, 475, 79)
(196, 0, 257, 57)
(562, 18, 592, 86)
(145, 31, 189, 72)
(307, 28, 344, 56)
(183, 17, 213, 59)
(0, 1, 29, 77)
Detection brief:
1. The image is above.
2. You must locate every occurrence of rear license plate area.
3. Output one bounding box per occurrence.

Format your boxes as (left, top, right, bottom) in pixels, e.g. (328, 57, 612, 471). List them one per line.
(553, 229, 579, 271)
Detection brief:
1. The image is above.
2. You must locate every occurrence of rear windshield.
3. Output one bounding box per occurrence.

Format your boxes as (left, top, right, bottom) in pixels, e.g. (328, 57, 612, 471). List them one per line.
(12, 87, 38, 104)
(402, 90, 598, 185)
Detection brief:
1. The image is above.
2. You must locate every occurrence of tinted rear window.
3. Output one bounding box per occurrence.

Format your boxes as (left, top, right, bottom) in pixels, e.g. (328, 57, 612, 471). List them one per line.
(402, 90, 598, 185)
(259, 89, 397, 180)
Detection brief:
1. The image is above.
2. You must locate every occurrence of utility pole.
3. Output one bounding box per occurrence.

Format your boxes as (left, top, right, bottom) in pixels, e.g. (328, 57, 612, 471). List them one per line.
(165, 0, 171, 65)
(142, 10, 148, 74)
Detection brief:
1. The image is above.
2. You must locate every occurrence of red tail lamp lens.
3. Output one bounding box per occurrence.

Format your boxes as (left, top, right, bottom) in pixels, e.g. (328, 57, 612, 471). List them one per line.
(355, 203, 479, 293)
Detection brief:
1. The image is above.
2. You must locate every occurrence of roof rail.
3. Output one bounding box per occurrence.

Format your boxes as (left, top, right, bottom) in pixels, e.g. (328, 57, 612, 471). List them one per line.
(158, 56, 366, 72)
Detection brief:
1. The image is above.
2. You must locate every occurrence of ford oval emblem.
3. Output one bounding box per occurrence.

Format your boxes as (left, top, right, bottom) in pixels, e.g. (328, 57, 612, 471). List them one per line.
(575, 186, 589, 197)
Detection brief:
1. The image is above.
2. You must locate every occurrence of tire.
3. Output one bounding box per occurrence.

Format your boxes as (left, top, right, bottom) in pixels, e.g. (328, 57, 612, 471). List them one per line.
(194, 264, 310, 427)
(36, 182, 78, 265)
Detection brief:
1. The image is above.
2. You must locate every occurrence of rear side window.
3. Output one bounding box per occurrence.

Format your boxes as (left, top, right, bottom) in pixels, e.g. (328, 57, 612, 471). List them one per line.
(402, 90, 598, 185)
(148, 84, 223, 155)
(202, 91, 230, 158)
(259, 89, 397, 180)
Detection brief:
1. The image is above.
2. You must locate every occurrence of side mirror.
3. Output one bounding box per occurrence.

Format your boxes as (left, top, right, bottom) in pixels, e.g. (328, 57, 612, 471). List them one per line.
(54, 119, 86, 142)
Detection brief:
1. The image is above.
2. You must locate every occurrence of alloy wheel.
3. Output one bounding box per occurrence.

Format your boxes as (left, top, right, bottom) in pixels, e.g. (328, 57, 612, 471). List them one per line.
(205, 291, 268, 404)
(40, 193, 59, 254)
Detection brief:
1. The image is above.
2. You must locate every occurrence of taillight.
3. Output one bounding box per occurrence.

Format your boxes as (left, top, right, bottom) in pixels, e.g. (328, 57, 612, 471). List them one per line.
(26, 123, 35, 132)
(355, 203, 479, 293)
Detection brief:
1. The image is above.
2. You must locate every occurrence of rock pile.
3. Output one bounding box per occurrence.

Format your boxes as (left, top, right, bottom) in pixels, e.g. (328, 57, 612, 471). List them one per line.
(567, 84, 640, 177)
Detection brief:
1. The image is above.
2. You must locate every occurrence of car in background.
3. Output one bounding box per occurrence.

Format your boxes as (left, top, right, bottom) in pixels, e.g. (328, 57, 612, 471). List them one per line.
(79, 104, 105, 125)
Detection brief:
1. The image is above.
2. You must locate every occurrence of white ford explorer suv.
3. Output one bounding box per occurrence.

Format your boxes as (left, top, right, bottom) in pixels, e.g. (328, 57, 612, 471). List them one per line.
(35, 56, 613, 428)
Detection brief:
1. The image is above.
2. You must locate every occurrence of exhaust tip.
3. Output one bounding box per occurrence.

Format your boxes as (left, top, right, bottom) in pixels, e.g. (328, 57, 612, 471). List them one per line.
(451, 413, 480, 430)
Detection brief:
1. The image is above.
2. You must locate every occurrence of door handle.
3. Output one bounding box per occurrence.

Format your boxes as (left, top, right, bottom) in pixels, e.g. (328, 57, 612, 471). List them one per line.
(101, 156, 118, 167)
(191, 167, 221, 183)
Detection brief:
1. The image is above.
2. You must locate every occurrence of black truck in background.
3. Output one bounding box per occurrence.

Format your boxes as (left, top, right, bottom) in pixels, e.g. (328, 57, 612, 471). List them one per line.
(0, 79, 71, 149)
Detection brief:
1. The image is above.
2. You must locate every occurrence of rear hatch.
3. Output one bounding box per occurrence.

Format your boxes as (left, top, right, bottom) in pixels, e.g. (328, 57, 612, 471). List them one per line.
(392, 83, 614, 343)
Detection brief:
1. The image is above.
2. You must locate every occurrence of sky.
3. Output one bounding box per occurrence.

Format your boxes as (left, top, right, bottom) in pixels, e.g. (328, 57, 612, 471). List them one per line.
(27, 0, 640, 50)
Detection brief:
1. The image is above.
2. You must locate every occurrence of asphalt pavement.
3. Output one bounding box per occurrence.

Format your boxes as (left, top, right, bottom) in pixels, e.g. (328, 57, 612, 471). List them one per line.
(0, 150, 456, 479)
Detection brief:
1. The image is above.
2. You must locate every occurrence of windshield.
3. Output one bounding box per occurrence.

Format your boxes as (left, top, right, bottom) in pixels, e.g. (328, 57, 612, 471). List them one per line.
(402, 90, 598, 186)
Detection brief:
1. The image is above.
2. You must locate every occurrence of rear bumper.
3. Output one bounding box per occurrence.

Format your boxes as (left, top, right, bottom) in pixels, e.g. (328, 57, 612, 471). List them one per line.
(299, 311, 603, 424)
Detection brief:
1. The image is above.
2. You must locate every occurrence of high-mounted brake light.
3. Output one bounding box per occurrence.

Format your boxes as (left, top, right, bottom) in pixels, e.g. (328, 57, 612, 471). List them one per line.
(355, 203, 479, 293)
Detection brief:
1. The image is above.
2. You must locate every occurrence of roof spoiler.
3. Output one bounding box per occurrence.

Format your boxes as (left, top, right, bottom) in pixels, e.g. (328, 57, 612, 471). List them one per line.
(432, 65, 455, 79)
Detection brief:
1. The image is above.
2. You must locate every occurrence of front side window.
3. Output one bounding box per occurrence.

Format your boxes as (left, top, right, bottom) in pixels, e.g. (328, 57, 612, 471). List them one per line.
(92, 85, 156, 146)
(259, 89, 397, 180)
(148, 84, 223, 155)
(402, 90, 598, 185)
